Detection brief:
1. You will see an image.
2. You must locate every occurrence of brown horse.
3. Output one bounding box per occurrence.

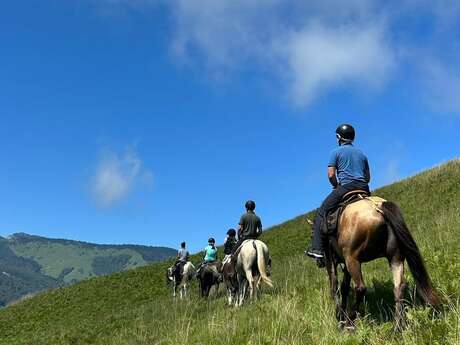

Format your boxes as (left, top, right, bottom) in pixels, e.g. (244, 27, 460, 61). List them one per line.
(197, 262, 222, 298)
(308, 196, 440, 330)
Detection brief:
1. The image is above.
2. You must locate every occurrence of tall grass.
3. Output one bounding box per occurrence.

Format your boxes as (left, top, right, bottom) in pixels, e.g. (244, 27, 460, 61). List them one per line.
(0, 159, 459, 345)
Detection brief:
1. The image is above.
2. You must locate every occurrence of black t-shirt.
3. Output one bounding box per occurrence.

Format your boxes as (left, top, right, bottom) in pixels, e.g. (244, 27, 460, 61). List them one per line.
(239, 211, 262, 238)
(223, 236, 237, 255)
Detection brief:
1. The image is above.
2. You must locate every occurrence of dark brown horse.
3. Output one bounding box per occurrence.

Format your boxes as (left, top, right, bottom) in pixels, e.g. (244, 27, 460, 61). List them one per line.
(197, 262, 222, 297)
(308, 196, 440, 330)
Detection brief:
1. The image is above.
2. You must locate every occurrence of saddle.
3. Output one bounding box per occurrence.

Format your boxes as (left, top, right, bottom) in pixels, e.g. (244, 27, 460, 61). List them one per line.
(323, 190, 370, 235)
(230, 239, 256, 264)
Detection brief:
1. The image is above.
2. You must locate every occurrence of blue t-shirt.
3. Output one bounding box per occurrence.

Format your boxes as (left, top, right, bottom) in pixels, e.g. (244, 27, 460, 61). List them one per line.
(204, 245, 217, 262)
(328, 144, 370, 186)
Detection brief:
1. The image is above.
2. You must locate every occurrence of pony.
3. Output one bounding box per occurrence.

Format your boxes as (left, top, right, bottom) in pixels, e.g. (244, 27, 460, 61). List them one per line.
(308, 196, 440, 330)
(235, 239, 273, 307)
(221, 256, 239, 306)
(166, 261, 195, 299)
(197, 262, 222, 298)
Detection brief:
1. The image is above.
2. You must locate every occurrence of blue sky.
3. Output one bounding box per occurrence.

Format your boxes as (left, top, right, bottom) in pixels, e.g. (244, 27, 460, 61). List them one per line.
(0, 0, 459, 252)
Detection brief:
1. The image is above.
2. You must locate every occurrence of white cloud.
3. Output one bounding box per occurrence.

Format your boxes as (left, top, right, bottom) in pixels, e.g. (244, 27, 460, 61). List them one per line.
(276, 23, 393, 106)
(167, 1, 395, 106)
(91, 147, 153, 208)
(97, 0, 460, 111)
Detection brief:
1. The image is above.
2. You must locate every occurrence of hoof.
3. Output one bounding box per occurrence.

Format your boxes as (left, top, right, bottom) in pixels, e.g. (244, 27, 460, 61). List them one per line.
(345, 324, 356, 332)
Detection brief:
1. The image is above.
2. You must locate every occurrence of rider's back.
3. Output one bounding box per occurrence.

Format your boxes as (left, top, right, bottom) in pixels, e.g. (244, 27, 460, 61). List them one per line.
(204, 245, 217, 262)
(329, 144, 370, 185)
(177, 248, 189, 262)
(239, 212, 262, 238)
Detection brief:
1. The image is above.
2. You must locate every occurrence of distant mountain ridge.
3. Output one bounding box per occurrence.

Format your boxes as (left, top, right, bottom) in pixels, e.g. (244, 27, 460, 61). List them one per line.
(0, 233, 175, 306)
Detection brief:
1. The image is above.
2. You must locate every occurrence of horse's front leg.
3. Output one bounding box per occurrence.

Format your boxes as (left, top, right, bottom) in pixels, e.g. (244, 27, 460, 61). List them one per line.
(325, 253, 339, 300)
(215, 282, 220, 297)
(180, 283, 187, 299)
(227, 287, 233, 305)
(325, 250, 342, 323)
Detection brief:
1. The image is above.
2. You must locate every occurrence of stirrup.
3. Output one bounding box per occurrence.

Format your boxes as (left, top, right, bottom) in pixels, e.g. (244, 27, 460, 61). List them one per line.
(316, 257, 326, 268)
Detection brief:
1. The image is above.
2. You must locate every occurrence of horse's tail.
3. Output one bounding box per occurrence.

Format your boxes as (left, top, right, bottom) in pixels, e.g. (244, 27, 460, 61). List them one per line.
(254, 241, 273, 288)
(380, 201, 440, 309)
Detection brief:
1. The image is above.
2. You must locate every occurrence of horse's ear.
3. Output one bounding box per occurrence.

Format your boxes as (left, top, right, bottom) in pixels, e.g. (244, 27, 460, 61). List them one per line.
(306, 218, 314, 226)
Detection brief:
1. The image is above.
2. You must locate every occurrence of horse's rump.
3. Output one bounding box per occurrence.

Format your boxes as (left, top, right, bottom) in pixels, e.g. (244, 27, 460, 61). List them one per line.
(198, 262, 221, 297)
(236, 240, 273, 288)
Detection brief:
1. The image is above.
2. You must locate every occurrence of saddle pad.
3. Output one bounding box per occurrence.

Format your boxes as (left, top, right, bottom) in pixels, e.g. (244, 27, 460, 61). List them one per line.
(324, 195, 388, 235)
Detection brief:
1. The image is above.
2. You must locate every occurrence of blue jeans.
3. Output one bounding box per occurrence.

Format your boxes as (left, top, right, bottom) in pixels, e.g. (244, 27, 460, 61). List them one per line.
(311, 181, 369, 252)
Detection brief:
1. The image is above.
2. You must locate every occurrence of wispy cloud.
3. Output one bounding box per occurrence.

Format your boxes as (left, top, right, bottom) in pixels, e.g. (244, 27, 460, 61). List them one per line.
(97, 0, 460, 112)
(276, 23, 393, 106)
(91, 146, 153, 208)
(418, 58, 460, 114)
(168, 0, 394, 106)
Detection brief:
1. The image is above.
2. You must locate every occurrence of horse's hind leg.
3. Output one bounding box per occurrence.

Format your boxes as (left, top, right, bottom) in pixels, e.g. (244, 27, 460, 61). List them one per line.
(237, 279, 248, 307)
(245, 269, 256, 301)
(346, 257, 366, 324)
(390, 257, 406, 331)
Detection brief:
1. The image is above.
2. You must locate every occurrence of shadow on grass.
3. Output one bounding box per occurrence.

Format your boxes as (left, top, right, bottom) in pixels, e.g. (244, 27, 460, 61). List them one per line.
(361, 279, 432, 324)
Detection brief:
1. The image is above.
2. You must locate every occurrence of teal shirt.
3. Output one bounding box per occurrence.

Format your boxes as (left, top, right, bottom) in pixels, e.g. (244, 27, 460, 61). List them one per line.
(203, 245, 217, 262)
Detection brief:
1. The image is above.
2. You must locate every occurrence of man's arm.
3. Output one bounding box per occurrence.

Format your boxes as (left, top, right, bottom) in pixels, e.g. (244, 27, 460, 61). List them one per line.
(364, 158, 371, 183)
(328, 166, 338, 188)
(237, 216, 243, 237)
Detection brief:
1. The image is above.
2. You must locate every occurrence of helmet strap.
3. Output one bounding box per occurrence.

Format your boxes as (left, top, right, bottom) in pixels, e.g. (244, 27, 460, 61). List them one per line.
(337, 135, 353, 146)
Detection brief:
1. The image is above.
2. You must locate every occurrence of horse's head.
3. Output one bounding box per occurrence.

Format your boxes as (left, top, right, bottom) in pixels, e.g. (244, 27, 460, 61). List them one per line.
(306, 218, 314, 237)
(166, 266, 174, 284)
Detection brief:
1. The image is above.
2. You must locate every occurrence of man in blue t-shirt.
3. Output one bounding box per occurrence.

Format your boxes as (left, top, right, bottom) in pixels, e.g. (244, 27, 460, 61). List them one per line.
(306, 124, 370, 267)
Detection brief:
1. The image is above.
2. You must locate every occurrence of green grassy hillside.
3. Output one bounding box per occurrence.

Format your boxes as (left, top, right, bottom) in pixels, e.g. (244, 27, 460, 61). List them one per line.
(0, 233, 176, 306)
(0, 159, 459, 345)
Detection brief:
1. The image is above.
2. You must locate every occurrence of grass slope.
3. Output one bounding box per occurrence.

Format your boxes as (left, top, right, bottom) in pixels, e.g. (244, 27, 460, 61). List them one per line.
(0, 159, 459, 345)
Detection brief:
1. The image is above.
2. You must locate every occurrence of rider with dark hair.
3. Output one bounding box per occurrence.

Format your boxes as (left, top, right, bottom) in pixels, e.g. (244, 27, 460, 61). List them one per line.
(172, 241, 189, 276)
(306, 124, 370, 267)
(224, 229, 237, 255)
(231, 200, 263, 254)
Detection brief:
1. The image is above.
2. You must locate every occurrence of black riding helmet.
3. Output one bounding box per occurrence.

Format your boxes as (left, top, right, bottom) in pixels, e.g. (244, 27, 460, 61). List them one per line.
(208, 237, 215, 244)
(227, 228, 236, 237)
(336, 124, 355, 142)
(245, 200, 256, 211)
